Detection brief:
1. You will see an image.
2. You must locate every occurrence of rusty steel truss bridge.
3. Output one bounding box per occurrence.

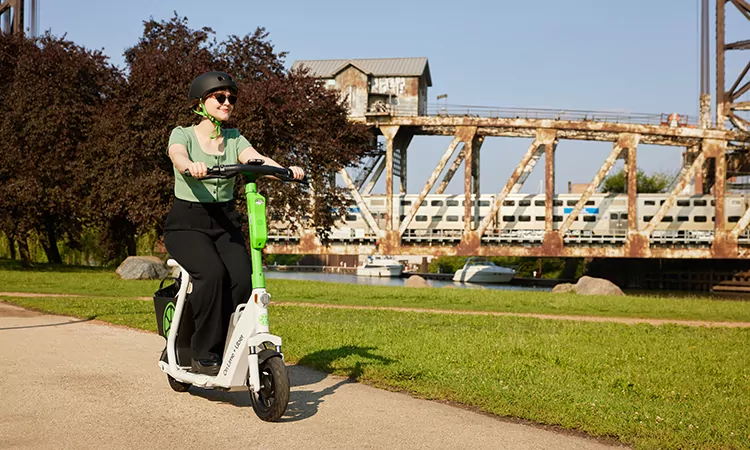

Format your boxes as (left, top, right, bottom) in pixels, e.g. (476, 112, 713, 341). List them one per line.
(265, 1, 750, 260)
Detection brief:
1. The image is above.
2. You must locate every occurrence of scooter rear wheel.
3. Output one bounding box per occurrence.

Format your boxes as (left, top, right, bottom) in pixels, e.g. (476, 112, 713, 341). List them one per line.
(249, 356, 289, 422)
(167, 375, 191, 392)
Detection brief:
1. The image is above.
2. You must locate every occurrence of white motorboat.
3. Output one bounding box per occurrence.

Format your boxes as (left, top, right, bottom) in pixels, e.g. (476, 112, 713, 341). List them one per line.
(453, 258, 516, 283)
(356, 255, 404, 277)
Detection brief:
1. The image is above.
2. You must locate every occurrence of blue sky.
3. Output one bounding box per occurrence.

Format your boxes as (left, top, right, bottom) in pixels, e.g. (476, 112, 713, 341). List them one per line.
(36, 0, 745, 194)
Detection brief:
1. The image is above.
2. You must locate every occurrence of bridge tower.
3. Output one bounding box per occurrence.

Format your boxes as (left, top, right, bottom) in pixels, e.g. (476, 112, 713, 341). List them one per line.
(0, 0, 38, 36)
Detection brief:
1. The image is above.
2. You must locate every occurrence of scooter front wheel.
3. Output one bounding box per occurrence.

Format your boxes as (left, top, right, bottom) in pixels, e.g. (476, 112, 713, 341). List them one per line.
(249, 356, 290, 422)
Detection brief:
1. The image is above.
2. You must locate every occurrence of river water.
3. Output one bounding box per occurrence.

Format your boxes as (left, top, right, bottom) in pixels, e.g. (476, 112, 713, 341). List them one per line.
(265, 270, 549, 292)
(263, 270, 750, 300)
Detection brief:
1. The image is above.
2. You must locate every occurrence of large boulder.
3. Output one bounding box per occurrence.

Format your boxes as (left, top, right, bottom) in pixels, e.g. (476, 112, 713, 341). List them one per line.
(572, 276, 625, 296)
(551, 277, 625, 296)
(405, 275, 430, 288)
(116, 256, 168, 280)
(551, 283, 575, 294)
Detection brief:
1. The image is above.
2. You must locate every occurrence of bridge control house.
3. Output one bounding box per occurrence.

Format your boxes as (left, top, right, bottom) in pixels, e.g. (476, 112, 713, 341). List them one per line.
(291, 57, 432, 117)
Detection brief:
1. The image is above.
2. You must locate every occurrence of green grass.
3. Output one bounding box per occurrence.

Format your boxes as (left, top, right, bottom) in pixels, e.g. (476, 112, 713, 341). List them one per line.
(0, 260, 161, 297)
(3, 295, 749, 449)
(2, 261, 750, 322)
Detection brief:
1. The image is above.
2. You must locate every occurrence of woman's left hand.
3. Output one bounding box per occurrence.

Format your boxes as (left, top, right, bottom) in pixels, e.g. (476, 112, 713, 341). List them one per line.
(289, 166, 305, 180)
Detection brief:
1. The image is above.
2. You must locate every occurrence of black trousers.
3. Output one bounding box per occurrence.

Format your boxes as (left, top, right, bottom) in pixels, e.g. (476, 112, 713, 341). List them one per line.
(163, 199, 252, 360)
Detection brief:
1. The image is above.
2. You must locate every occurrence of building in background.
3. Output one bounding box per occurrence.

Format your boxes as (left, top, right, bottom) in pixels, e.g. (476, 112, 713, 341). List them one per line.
(291, 57, 432, 117)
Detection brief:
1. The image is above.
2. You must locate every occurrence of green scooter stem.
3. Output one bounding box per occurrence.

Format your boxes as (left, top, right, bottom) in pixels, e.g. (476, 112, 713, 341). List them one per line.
(245, 182, 267, 289)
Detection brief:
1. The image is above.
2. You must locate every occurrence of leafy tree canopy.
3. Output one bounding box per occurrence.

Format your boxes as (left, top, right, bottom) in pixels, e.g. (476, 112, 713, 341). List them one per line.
(601, 168, 672, 194)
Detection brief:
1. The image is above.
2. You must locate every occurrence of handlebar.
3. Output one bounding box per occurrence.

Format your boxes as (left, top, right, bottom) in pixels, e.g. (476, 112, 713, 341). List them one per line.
(183, 160, 308, 184)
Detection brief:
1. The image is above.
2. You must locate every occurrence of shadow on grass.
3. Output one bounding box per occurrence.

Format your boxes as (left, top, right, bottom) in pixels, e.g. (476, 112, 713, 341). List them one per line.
(295, 345, 396, 380)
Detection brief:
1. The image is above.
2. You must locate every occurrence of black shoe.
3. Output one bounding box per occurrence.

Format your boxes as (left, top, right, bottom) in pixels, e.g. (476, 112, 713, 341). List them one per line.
(191, 358, 221, 376)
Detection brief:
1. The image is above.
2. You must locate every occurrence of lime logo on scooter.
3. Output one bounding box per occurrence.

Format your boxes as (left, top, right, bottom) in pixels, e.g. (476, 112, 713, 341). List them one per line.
(163, 302, 175, 338)
(258, 313, 269, 326)
(223, 334, 244, 376)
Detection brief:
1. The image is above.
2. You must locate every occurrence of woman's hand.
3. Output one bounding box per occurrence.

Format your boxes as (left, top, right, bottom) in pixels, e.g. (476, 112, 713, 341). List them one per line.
(186, 161, 208, 179)
(289, 166, 305, 180)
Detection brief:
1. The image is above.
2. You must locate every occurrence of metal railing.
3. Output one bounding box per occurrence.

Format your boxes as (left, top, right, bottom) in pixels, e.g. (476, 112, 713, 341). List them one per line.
(366, 103, 696, 127)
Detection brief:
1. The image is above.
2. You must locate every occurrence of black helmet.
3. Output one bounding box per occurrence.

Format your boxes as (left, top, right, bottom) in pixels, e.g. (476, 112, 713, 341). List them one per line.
(188, 71, 238, 101)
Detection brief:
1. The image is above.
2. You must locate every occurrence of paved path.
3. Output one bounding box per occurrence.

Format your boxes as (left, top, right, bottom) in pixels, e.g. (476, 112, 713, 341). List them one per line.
(0, 303, 624, 449)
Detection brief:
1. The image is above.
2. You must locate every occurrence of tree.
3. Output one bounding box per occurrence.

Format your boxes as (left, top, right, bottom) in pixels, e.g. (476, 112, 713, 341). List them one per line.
(219, 29, 373, 237)
(600, 168, 671, 194)
(94, 15, 372, 258)
(0, 33, 120, 264)
(82, 14, 216, 261)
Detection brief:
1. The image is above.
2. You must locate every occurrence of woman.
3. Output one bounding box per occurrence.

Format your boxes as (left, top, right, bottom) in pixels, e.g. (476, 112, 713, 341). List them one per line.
(164, 71, 304, 375)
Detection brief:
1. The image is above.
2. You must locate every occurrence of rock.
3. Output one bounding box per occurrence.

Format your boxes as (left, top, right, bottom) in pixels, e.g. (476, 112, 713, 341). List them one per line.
(405, 275, 430, 288)
(573, 276, 625, 296)
(551, 283, 575, 294)
(116, 256, 168, 280)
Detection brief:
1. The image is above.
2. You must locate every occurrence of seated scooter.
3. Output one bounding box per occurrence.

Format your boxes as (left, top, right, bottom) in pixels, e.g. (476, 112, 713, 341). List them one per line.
(154, 161, 305, 422)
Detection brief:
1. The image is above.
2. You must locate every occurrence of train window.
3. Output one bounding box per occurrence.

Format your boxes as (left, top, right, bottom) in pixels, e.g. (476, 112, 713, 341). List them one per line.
(711, 200, 716, 206)
(567, 200, 577, 206)
(519, 200, 531, 207)
(401, 200, 412, 206)
(662, 216, 673, 222)
(421, 201, 427, 206)
(399, 215, 406, 221)
(677, 200, 690, 207)
(586, 200, 595, 206)
(432, 216, 443, 221)
(553, 215, 563, 222)
(447, 200, 459, 207)
(479, 216, 485, 221)
(644, 200, 656, 206)
(694, 216, 707, 222)
(431, 200, 443, 207)
(731, 200, 741, 205)
(554, 200, 563, 206)
(380, 213, 387, 219)
(621, 213, 628, 220)
(447, 215, 459, 222)
(677, 216, 689, 222)
(583, 216, 596, 222)
(345, 215, 357, 222)
(479, 201, 491, 207)
(371, 199, 384, 206)
(415, 215, 428, 222)
(729, 216, 741, 223)
(502, 200, 515, 206)
(644, 215, 653, 221)
(693, 200, 707, 207)
(610, 214, 618, 220)
(502, 215, 515, 222)
(535, 216, 545, 221)
(660, 200, 666, 205)
(518, 216, 531, 222)
(535, 200, 545, 206)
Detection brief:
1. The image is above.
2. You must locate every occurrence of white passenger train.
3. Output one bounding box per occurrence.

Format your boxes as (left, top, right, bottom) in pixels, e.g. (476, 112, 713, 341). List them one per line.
(321, 193, 750, 244)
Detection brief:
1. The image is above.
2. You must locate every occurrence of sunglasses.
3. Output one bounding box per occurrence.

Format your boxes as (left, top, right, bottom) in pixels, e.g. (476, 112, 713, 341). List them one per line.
(210, 93, 238, 105)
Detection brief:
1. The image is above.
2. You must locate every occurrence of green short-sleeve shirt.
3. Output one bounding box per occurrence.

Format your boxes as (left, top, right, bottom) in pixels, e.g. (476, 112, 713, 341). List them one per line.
(169, 126, 252, 203)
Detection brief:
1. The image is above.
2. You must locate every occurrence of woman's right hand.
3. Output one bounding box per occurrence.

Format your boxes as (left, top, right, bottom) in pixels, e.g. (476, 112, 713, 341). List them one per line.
(186, 161, 208, 179)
